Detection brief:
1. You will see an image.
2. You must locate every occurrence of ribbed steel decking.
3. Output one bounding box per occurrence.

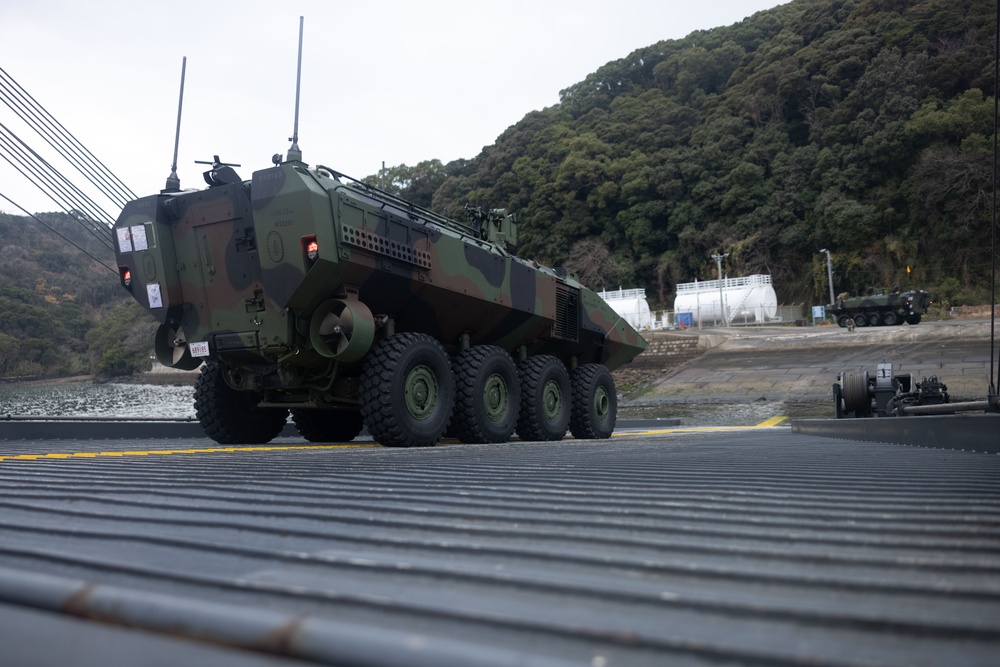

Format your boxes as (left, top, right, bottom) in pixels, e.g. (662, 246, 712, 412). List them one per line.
(0, 429, 997, 666)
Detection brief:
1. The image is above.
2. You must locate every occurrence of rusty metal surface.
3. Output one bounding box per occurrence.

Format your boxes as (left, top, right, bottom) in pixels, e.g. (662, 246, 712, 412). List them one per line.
(0, 430, 998, 666)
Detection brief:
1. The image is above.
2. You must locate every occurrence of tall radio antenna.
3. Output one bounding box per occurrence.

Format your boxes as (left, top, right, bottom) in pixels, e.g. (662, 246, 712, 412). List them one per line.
(164, 56, 187, 192)
(989, 0, 999, 405)
(287, 16, 304, 162)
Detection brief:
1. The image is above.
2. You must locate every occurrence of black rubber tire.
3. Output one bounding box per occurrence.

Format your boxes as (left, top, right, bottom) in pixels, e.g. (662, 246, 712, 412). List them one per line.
(906, 314, 922, 325)
(841, 371, 871, 417)
(451, 345, 520, 444)
(516, 355, 571, 441)
(837, 316, 850, 328)
(194, 362, 288, 444)
(360, 332, 454, 448)
(569, 364, 617, 440)
(868, 312, 881, 326)
(853, 313, 869, 327)
(881, 311, 898, 326)
(291, 409, 364, 443)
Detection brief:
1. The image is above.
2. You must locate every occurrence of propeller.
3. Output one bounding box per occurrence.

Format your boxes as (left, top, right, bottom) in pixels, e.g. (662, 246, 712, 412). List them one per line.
(154, 323, 202, 371)
(317, 310, 353, 357)
(309, 299, 375, 363)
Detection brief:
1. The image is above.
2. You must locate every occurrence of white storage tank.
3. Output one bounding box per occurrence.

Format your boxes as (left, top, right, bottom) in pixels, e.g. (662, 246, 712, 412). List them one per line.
(674, 275, 778, 325)
(598, 287, 653, 330)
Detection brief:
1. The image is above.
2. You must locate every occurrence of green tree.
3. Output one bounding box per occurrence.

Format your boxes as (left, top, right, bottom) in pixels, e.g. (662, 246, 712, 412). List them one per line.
(85, 301, 157, 378)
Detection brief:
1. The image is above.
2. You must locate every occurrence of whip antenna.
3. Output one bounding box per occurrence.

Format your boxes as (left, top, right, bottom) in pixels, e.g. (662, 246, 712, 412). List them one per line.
(287, 16, 304, 162)
(164, 56, 187, 192)
(990, 0, 999, 403)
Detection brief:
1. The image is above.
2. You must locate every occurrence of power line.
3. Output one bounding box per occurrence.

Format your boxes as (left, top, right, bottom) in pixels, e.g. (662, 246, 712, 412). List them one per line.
(0, 192, 117, 274)
(0, 66, 135, 211)
(0, 124, 116, 251)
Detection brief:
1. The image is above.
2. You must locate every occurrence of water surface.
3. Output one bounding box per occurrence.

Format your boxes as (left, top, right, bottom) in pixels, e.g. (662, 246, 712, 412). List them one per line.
(0, 381, 195, 419)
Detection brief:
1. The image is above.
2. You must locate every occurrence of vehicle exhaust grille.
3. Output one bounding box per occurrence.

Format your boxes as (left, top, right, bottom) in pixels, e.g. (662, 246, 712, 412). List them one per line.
(554, 283, 580, 342)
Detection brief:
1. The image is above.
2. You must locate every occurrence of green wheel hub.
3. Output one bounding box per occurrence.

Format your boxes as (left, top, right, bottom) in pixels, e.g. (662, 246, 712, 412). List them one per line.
(405, 364, 439, 420)
(542, 379, 563, 421)
(593, 385, 610, 422)
(483, 373, 510, 423)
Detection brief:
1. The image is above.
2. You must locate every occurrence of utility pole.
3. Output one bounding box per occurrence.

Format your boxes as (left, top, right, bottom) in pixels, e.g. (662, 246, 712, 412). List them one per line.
(711, 252, 729, 326)
(820, 248, 835, 305)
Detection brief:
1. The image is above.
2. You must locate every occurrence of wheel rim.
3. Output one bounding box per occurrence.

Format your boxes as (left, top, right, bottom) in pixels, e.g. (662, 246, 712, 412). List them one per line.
(542, 378, 563, 421)
(483, 372, 509, 422)
(405, 364, 438, 421)
(593, 385, 610, 422)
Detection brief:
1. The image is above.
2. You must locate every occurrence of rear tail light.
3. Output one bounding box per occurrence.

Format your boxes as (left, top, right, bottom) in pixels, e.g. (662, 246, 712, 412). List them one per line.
(304, 236, 319, 261)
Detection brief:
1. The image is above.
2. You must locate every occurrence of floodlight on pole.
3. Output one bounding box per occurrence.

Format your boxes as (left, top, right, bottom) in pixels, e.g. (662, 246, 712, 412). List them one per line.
(711, 252, 729, 326)
(820, 248, 835, 306)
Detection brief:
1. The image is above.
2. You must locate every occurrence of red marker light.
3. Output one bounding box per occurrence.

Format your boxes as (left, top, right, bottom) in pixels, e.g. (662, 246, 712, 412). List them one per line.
(120, 266, 132, 288)
(306, 239, 319, 261)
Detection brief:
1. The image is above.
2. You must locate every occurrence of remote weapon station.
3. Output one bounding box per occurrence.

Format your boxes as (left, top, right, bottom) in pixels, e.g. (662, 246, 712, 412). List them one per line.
(112, 21, 647, 447)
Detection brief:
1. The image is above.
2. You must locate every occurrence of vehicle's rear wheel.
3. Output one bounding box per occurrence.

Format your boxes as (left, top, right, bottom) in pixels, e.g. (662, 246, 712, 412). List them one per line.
(837, 316, 850, 328)
(194, 362, 288, 444)
(569, 364, 616, 440)
(291, 409, 364, 443)
(452, 345, 520, 443)
(906, 314, 922, 325)
(516, 355, 571, 441)
(853, 313, 869, 327)
(360, 333, 454, 447)
(881, 311, 898, 326)
(868, 312, 881, 326)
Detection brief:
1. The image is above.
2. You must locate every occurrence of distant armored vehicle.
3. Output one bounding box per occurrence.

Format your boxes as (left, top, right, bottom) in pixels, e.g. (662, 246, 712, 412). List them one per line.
(829, 289, 931, 327)
(113, 155, 646, 447)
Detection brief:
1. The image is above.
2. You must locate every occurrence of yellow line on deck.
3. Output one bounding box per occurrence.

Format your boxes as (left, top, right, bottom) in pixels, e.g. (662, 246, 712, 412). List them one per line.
(613, 415, 789, 437)
(1, 418, 791, 461)
(0, 442, 377, 462)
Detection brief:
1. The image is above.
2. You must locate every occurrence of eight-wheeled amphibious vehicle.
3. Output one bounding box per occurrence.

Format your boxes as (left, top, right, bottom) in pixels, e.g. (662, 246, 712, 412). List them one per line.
(113, 152, 646, 447)
(829, 289, 931, 327)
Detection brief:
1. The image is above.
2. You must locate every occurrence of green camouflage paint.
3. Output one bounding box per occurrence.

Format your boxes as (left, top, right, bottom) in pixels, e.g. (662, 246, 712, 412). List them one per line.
(114, 157, 647, 444)
(829, 290, 932, 327)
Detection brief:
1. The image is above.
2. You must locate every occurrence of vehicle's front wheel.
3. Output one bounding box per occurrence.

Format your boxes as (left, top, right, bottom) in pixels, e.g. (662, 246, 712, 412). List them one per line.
(194, 362, 288, 444)
(360, 333, 455, 447)
(569, 364, 616, 440)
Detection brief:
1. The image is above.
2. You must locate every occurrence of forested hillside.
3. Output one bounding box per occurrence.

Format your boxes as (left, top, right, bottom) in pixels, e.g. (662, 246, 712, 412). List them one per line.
(372, 0, 997, 307)
(2, 0, 996, 378)
(0, 212, 154, 379)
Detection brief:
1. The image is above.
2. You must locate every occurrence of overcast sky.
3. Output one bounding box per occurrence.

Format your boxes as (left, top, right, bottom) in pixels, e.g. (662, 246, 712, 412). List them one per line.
(1, 0, 787, 216)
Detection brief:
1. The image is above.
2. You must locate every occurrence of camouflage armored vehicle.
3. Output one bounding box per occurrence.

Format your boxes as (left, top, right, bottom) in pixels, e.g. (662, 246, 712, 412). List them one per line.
(829, 289, 931, 327)
(113, 151, 647, 447)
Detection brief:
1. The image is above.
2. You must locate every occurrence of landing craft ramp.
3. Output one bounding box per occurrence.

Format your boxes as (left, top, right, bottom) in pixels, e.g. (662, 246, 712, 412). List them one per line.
(0, 428, 997, 666)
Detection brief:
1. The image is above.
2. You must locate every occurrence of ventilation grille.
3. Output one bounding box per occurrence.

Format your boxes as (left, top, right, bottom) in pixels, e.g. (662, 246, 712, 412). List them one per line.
(341, 225, 432, 269)
(554, 283, 580, 341)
